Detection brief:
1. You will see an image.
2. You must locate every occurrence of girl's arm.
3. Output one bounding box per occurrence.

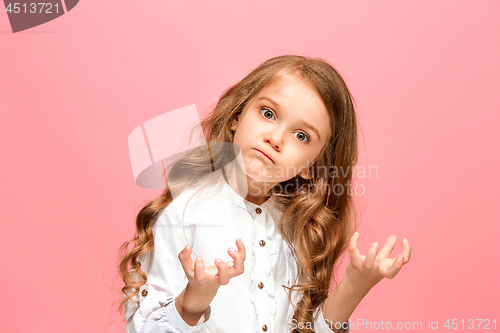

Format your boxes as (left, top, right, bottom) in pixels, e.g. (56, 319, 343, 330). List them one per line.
(125, 204, 245, 333)
(321, 233, 412, 333)
(320, 278, 367, 333)
(124, 221, 215, 332)
(174, 282, 217, 326)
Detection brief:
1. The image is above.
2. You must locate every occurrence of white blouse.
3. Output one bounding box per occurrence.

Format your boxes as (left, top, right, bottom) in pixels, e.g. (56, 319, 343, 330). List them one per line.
(125, 170, 349, 333)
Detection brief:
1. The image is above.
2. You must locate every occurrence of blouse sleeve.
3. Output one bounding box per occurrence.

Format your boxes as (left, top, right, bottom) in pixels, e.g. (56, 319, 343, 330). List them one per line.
(124, 205, 212, 333)
(313, 305, 350, 333)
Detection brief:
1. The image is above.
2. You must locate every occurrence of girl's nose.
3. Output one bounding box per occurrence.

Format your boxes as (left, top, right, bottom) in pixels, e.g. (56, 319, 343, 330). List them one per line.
(265, 127, 284, 151)
(265, 138, 281, 152)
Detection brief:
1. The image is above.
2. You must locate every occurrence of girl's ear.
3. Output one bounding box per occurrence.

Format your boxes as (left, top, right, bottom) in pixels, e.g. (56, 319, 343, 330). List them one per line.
(230, 119, 238, 131)
(300, 160, 318, 179)
(300, 168, 312, 180)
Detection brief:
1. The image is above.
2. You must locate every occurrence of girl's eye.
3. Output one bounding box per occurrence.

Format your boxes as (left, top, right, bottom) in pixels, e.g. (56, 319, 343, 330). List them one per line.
(294, 132, 310, 143)
(260, 107, 310, 143)
(260, 107, 275, 120)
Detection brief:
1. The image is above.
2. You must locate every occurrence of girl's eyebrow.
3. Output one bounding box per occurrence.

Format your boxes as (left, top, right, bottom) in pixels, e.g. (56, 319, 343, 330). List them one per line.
(257, 96, 322, 139)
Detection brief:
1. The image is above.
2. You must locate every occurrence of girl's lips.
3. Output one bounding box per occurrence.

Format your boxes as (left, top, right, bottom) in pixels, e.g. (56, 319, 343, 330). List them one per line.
(254, 149, 274, 163)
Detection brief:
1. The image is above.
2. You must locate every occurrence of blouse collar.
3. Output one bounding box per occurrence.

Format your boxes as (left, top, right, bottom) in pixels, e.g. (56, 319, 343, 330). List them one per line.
(219, 172, 280, 214)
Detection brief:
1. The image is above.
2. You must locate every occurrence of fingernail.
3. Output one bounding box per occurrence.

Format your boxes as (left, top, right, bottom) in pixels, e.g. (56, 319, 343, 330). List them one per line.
(354, 232, 359, 236)
(228, 248, 235, 253)
(404, 238, 408, 243)
(397, 256, 404, 262)
(373, 242, 378, 247)
(215, 259, 221, 263)
(196, 257, 202, 261)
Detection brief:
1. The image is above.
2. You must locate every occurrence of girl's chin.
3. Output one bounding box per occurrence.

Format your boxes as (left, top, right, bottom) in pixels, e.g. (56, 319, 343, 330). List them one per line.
(245, 171, 269, 182)
(244, 171, 282, 184)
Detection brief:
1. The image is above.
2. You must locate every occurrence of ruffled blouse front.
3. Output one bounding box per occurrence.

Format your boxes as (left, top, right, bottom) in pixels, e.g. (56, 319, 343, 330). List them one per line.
(125, 170, 348, 333)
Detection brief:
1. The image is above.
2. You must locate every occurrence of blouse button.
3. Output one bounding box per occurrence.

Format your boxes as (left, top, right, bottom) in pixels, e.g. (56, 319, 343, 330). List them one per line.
(256, 208, 262, 214)
(259, 240, 266, 247)
(258, 282, 264, 289)
(262, 325, 268, 331)
(141, 289, 148, 297)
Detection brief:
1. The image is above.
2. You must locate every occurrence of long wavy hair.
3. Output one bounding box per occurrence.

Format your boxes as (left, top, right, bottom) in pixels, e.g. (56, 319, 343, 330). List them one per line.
(118, 55, 359, 333)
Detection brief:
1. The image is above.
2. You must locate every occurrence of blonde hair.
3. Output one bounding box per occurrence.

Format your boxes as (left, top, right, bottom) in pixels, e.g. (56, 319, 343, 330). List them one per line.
(118, 55, 359, 333)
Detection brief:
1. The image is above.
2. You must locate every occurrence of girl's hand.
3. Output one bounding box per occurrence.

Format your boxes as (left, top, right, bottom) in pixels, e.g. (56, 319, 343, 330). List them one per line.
(344, 233, 412, 296)
(178, 238, 246, 295)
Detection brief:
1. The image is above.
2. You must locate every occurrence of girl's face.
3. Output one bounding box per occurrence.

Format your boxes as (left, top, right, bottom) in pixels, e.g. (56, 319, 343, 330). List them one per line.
(230, 74, 332, 184)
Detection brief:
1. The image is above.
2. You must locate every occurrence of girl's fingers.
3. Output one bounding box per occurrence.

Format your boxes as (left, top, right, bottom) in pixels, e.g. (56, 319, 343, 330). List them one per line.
(194, 257, 206, 281)
(228, 246, 244, 276)
(401, 238, 412, 264)
(385, 255, 404, 279)
(181, 240, 249, 285)
(178, 245, 194, 276)
(363, 242, 379, 269)
(235, 239, 246, 261)
(215, 259, 230, 285)
(348, 232, 363, 267)
(377, 235, 398, 259)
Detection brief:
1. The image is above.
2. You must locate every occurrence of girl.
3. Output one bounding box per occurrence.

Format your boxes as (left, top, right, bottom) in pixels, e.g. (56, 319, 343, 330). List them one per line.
(119, 55, 412, 333)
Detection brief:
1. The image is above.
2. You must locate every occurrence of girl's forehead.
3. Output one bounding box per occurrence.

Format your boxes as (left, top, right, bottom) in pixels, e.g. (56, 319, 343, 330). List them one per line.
(259, 73, 313, 95)
(255, 75, 327, 115)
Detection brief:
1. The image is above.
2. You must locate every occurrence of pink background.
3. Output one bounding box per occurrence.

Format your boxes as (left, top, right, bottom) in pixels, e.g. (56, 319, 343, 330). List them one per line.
(1, 0, 499, 332)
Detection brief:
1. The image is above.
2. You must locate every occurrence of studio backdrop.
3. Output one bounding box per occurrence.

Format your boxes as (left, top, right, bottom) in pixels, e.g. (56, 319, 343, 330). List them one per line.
(1, 1, 499, 332)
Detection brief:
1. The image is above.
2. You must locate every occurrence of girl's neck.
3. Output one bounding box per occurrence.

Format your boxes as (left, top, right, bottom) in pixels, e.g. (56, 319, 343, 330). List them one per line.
(244, 176, 273, 205)
(222, 157, 273, 206)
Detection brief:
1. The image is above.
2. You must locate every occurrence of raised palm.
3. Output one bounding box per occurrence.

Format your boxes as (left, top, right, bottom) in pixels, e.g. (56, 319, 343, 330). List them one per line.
(178, 238, 246, 294)
(345, 233, 412, 293)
